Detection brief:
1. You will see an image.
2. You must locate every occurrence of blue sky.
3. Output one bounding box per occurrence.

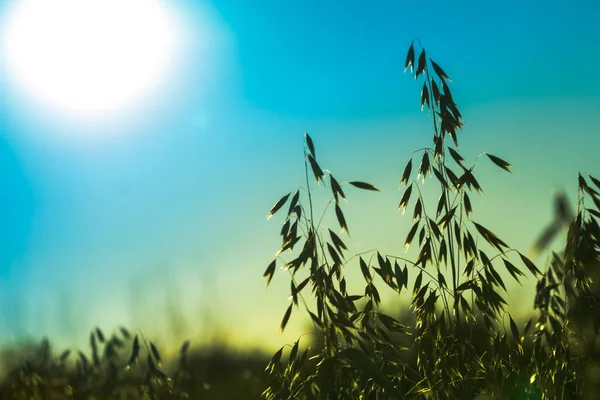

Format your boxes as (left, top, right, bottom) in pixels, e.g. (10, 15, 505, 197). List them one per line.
(0, 0, 599, 353)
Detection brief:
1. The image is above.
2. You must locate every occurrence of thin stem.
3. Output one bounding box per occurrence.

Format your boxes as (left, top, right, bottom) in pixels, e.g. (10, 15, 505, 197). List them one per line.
(424, 60, 460, 325)
(303, 148, 315, 227)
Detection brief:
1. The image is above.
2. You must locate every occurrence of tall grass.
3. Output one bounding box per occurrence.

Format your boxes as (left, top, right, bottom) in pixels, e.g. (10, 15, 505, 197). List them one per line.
(262, 40, 600, 399)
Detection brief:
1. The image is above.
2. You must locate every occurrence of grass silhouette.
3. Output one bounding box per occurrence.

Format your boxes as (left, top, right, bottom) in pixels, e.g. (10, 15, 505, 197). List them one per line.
(1, 40, 599, 399)
(261, 40, 600, 399)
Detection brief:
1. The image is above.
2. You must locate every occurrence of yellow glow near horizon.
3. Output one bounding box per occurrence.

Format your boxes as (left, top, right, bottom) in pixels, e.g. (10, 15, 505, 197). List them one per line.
(1, 0, 183, 122)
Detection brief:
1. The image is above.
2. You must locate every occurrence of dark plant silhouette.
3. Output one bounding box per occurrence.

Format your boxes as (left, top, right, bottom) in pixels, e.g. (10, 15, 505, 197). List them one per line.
(262, 40, 600, 399)
(530, 190, 575, 257)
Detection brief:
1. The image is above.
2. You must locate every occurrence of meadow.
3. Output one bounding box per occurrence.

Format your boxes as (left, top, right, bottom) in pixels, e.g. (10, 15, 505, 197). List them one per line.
(1, 41, 599, 399)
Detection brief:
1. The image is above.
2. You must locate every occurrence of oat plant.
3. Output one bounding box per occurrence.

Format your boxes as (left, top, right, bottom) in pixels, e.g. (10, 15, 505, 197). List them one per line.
(261, 40, 564, 399)
(530, 174, 600, 399)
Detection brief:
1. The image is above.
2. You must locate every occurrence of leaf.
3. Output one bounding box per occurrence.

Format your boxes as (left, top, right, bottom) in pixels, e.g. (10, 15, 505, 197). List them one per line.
(457, 280, 475, 292)
(404, 220, 419, 251)
(59, 349, 71, 363)
(308, 154, 324, 182)
(486, 153, 513, 173)
(267, 346, 284, 374)
(329, 229, 348, 254)
(267, 193, 291, 220)
(413, 271, 423, 295)
(180, 340, 190, 356)
(150, 342, 162, 366)
(289, 340, 299, 362)
(281, 304, 293, 333)
(95, 327, 105, 343)
(377, 252, 387, 271)
(78, 351, 89, 371)
(305, 132, 315, 157)
(327, 243, 342, 266)
(446, 122, 459, 148)
(398, 184, 413, 213)
(428, 217, 442, 239)
(431, 79, 441, 102)
(509, 315, 520, 341)
(349, 181, 381, 191)
(287, 190, 300, 216)
(464, 192, 472, 216)
(442, 80, 453, 101)
(418, 152, 430, 180)
(360, 257, 372, 284)
(454, 222, 462, 250)
(589, 208, 600, 219)
(433, 135, 443, 161)
(460, 169, 483, 193)
(502, 259, 524, 283)
(330, 176, 346, 202)
(415, 49, 426, 79)
(404, 43, 415, 73)
(280, 219, 291, 238)
(263, 260, 276, 286)
(286, 220, 298, 242)
(437, 270, 447, 287)
(127, 335, 140, 367)
(578, 173, 588, 191)
(464, 258, 475, 276)
(519, 252, 541, 276)
(335, 204, 349, 235)
(418, 225, 426, 247)
(522, 319, 533, 337)
(472, 222, 508, 250)
(293, 204, 302, 219)
(400, 159, 412, 186)
(430, 59, 451, 81)
(414, 283, 430, 309)
(295, 277, 310, 295)
(448, 147, 465, 167)
(120, 327, 131, 339)
(421, 82, 429, 111)
(378, 313, 410, 334)
(436, 191, 446, 217)
(413, 197, 422, 221)
(90, 332, 99, 366)
(445, 166, 459, 187)
(395, 263, 404, 290)
(590, 175, 600, 191)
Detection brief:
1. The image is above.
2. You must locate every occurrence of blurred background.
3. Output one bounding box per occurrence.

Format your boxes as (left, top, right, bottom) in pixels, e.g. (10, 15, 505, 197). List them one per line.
(0, 0, 599, 365)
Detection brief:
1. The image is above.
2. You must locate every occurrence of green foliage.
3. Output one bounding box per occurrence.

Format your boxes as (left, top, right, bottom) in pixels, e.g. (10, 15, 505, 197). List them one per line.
(263, 40, 600, 399)
(0, 328, 190, 399)
(0, 330, 269, 399)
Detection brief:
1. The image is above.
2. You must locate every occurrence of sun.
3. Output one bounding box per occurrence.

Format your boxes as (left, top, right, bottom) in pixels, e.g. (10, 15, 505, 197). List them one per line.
(0, 0, 183, 122)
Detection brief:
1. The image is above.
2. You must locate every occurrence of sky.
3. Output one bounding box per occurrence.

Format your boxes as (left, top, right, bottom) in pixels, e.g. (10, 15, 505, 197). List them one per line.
(0, 0, 599, 355)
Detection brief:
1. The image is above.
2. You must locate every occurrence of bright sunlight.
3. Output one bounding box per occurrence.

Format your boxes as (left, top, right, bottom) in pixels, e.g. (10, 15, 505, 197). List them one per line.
(0, 0, 183, 122)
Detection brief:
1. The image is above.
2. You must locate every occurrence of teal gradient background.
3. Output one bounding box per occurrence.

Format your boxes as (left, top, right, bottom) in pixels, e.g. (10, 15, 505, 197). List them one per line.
(0, 0, 599, 354)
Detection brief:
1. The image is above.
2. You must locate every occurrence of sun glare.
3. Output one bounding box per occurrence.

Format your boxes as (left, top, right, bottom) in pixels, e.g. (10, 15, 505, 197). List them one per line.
(0, 0, 183, 122)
